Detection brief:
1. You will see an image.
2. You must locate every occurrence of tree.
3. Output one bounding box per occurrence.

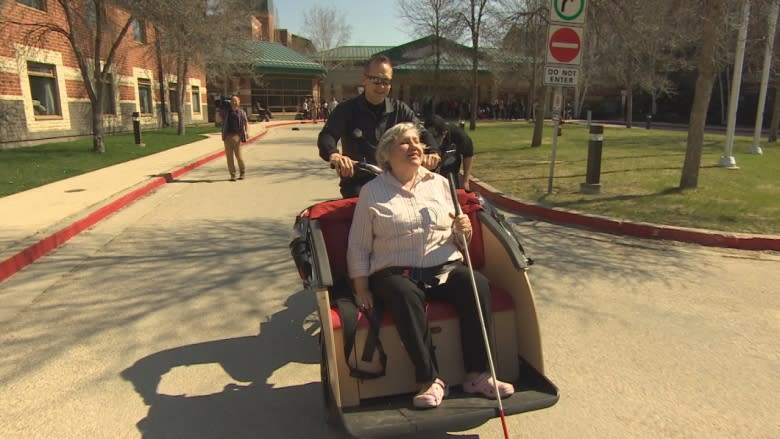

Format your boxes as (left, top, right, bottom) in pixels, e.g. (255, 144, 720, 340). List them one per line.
(126, 0, 255, 135)
(1, 0, 134, 153)
(495, 0, 548, 145)
(590, 0, 687, 128)
(679, 0, 735, 189)
(459, 0, 493, 130)
(399, 0, 464, 115)
(303, 4, 352, 54)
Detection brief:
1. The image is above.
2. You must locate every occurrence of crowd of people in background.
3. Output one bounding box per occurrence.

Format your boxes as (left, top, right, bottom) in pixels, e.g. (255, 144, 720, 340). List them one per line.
(400, 98, 528, 122)
(299, 97, 345, 121)
(293, 96, 529, 124)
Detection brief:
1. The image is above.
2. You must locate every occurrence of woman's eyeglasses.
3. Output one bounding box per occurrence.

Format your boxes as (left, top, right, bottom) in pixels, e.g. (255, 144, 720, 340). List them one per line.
(367, 75, 392, 86)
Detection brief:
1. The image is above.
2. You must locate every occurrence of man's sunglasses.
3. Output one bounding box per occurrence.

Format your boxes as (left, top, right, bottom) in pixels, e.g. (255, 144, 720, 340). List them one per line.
(366, 75, 392, 86)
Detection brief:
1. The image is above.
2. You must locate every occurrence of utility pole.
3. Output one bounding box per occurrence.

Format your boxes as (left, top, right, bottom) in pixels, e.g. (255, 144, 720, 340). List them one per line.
(720, 0, 751, 169)
(751, 0, 779, 155)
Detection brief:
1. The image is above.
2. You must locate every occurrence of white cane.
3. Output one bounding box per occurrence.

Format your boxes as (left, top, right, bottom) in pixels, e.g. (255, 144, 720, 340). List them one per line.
(448, 175, 510, 439)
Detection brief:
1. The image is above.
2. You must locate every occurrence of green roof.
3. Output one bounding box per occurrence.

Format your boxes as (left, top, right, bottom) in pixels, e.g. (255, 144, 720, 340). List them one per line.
(316, 46, 393, 62)
(393, 52, 490, 74)
(243, 41, 326, 74)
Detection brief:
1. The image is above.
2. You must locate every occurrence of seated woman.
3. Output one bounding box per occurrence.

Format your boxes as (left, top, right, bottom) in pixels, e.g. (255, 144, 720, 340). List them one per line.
(346, 122, 514, 409)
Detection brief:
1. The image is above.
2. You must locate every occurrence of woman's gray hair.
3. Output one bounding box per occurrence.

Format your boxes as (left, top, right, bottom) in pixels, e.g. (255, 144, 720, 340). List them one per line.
(375, 122, 418, 170)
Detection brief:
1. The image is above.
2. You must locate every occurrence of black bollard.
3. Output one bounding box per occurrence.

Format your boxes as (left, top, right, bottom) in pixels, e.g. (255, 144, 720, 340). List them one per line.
(132, 111, 144, 146)
(580, 124, 603, 194)
(645, 114, 652, 129)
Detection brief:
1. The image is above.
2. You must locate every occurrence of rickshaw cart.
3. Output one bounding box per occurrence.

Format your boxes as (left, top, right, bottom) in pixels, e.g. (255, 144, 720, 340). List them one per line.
(291, 190, 559, 438)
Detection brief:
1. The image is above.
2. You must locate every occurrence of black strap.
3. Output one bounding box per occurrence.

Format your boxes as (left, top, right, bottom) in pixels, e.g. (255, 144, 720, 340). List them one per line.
(330, 277, 387, 379)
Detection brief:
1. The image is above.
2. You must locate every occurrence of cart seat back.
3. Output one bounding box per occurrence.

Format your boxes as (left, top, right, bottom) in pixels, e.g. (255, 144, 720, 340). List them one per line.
(307, 190, 486, 279)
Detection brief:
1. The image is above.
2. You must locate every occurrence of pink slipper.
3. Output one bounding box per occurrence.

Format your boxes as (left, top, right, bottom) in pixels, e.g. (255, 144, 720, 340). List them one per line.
(413, 378, 447, 409)
(463, 372, 515, 399)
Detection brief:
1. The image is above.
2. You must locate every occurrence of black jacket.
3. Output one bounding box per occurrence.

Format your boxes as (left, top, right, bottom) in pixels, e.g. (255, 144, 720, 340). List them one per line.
(317, 94, 435, 164)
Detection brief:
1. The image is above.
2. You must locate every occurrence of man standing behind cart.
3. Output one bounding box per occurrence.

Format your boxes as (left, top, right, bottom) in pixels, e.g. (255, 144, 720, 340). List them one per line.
(425, 115, 475, 191)
(317, 55, 439, 198)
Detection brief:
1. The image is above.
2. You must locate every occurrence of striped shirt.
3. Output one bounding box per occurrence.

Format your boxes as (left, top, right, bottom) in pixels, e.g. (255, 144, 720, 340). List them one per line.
(347, 167, 463, 278)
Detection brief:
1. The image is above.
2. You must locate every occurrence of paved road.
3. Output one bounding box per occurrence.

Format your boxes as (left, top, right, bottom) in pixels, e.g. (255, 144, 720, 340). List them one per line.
(0, 124, 778, 438)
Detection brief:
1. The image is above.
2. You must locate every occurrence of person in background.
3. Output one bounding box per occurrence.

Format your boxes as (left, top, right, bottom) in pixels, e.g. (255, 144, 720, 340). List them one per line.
(220, 94, 248, 181)
(317, 55, 440, 198)
(347, 122, 515, 409)
(425, 115, 475, 191)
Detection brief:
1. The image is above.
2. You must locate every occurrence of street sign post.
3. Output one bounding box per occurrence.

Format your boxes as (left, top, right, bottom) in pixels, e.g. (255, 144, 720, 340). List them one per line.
(545, 0, 587, 193)
(544, 0, 586, 87)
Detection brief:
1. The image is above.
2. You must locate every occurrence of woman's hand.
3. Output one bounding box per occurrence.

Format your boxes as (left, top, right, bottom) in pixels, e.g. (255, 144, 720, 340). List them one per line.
(450, 212, 473, 242)
(352, 276, 374, 310)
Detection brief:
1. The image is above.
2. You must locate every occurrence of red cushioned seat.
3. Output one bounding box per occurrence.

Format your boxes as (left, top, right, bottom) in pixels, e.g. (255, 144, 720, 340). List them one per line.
(330, 286, 515, 330)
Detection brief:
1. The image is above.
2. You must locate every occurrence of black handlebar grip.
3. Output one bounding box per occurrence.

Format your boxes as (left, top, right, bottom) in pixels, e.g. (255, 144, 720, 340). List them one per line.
(448, 173, 462, 215)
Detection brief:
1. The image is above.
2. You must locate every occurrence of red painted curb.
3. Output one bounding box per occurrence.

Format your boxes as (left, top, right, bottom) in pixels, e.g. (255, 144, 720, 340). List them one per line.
(0, 177, 166, 283)
(0, 123, 280, 284)
(473, 182, 780, 252)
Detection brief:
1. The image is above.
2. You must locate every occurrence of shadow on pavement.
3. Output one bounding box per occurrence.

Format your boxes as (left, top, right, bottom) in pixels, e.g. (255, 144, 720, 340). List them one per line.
(120, 288, 349, 438)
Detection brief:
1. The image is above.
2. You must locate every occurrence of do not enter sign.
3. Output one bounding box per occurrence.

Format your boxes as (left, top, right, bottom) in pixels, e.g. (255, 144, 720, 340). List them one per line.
(546, 25, 583, 65)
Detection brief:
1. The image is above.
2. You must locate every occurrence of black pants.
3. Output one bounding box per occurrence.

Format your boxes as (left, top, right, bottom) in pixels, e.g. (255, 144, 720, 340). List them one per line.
(369, 263, 493, 383)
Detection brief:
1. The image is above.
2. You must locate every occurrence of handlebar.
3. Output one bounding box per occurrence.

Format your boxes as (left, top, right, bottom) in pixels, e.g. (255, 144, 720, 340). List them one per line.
(330, 160, 383, 178)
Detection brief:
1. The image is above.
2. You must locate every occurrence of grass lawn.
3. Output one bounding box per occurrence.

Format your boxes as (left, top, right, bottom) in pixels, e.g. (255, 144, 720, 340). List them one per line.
(0, 125, 219, 198)
(469, 121, 779, 235)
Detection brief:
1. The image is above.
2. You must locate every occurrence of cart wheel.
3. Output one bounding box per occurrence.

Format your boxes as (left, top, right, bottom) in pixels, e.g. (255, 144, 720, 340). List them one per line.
(320, 336, 341, 427)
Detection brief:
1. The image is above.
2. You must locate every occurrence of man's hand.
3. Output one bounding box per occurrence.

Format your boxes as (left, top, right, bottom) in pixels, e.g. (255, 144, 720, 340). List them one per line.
(421, 152, 440, 170)
(330, 153, 355, 177)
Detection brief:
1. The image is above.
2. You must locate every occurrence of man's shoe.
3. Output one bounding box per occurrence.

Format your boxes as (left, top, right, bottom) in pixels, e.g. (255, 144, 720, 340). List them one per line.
(230, 175, 236, 182)
(238, 173, 245, 180)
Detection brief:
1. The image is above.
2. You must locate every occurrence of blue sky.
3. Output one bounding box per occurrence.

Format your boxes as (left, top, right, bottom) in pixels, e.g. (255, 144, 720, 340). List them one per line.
(273, 0, 411, 47)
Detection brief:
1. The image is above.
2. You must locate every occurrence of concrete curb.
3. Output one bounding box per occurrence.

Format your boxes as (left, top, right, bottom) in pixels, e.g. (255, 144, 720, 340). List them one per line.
(471, 179, 780, 252)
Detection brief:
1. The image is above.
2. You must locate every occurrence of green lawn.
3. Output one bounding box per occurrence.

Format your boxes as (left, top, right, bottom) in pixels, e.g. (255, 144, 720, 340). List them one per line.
(469, 121, 779, 235)
(0, 125, 219, 198)
(1, 122, 777, 235)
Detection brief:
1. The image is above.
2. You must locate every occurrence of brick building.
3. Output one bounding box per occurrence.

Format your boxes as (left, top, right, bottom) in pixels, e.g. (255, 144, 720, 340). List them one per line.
(0, 0, 208, 148)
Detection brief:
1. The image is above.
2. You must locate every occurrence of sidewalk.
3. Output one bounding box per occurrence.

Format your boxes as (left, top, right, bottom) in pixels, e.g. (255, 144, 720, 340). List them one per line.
(1, 120, 778, 283)
(0, 120, 304, 283)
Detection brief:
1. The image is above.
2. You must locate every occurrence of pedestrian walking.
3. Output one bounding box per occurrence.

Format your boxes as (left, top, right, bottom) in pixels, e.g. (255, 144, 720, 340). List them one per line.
(219, 94, 248, 181)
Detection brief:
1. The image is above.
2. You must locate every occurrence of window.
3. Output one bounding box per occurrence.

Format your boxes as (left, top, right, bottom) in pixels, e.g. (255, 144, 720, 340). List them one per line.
(27, 62, 61, 117)
(168, 83, 178, 113)
(17, 0, 45, 10)
(132, 19, 147, 43)
(101, 74, 115, 114)
(191, 86, 201, 113)
(138, 79, 152, 114)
